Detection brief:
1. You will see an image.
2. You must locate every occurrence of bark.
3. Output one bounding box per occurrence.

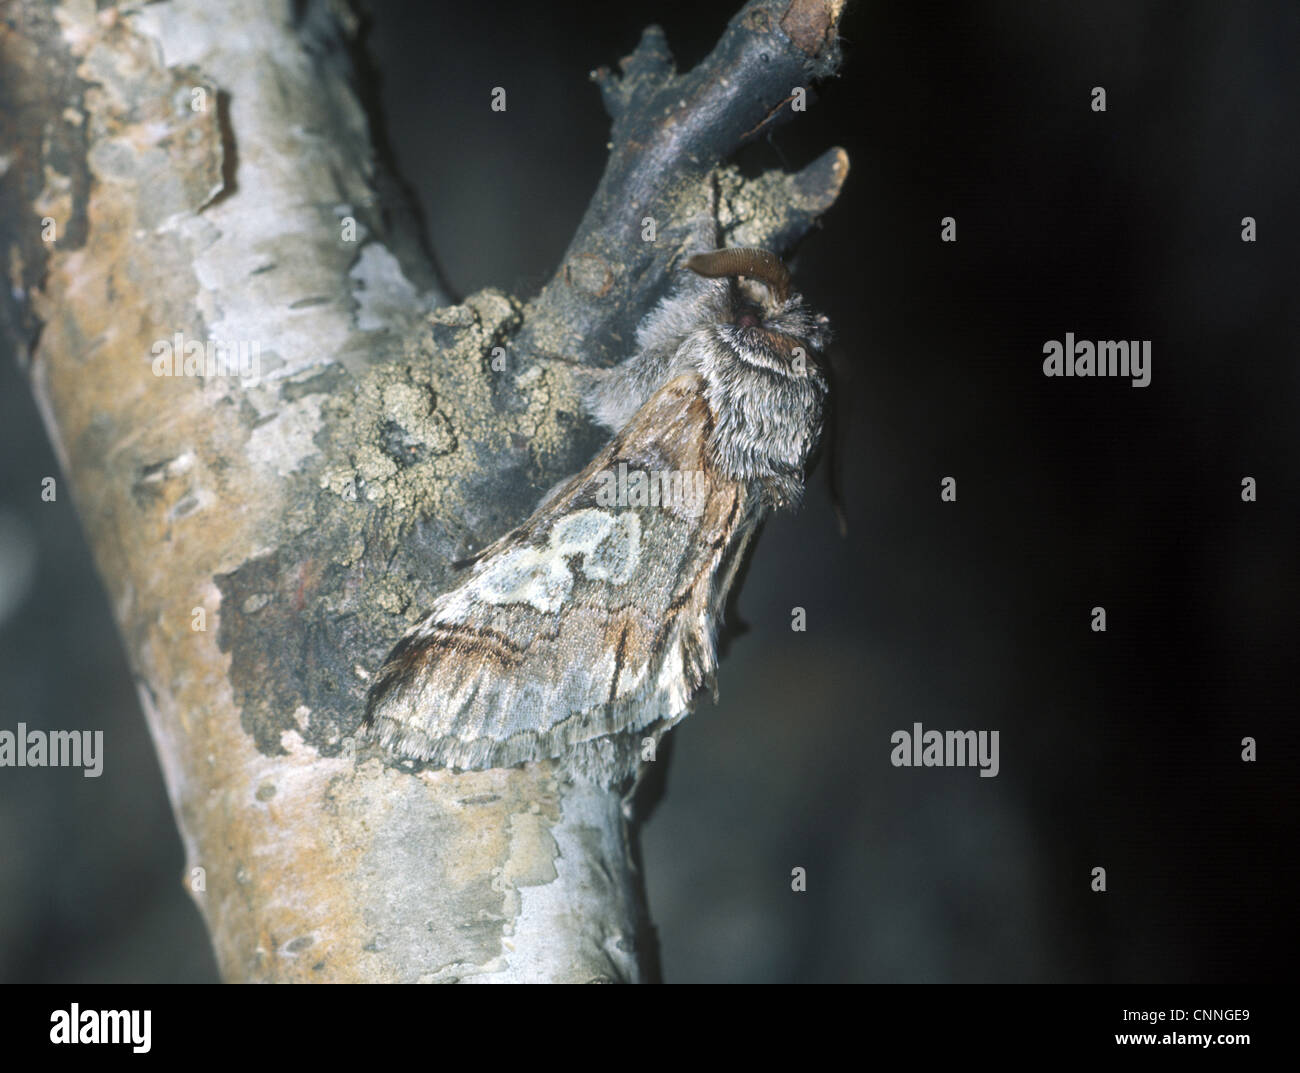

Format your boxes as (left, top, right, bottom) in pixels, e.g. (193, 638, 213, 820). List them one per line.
(0, 0, 848, 982)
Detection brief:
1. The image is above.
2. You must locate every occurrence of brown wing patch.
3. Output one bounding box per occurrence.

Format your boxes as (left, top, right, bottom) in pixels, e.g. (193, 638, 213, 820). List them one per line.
(365, 374, 758, 771)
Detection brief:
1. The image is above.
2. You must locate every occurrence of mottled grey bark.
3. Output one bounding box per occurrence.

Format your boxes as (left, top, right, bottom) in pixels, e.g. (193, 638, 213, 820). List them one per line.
(0, 0, 847, 981)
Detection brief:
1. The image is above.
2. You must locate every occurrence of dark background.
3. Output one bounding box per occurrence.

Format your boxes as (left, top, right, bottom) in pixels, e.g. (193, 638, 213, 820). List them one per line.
(1, 0, 1296, 983)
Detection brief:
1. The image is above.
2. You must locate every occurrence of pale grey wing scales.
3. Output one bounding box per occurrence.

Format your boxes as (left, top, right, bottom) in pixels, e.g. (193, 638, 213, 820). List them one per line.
(365, 374, 756, 770)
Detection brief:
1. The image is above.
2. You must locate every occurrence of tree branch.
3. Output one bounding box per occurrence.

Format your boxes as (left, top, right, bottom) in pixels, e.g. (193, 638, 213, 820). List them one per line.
(0, 0, 847, 982)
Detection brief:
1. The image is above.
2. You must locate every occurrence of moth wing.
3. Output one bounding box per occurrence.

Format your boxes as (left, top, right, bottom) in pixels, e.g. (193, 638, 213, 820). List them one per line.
(365, 374, 756, 771)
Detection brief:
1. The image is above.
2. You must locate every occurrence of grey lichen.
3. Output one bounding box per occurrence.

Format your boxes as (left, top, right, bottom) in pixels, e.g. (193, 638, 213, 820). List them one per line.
(218, 282, 594, 763)
(5, 0, 849, 982)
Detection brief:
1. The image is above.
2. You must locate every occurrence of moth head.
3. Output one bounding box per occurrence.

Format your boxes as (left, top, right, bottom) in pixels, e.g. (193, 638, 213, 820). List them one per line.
(585, 246, 833, 507)
(684, 247, 831, 377)
(682, 247, 833, 507)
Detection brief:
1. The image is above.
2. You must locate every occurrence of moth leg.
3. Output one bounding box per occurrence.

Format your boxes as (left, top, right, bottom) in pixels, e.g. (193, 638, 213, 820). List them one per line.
(620, 725, 674, 822)
(714, 522, 756, 615)
(708, 519, 759, 696)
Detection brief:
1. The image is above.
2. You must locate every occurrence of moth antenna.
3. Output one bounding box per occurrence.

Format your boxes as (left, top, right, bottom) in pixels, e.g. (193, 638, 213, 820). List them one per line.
(684, 247, 791, 304)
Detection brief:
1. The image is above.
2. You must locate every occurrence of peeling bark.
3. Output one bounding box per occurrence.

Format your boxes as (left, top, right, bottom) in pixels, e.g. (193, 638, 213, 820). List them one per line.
(0, 0, 847, 981)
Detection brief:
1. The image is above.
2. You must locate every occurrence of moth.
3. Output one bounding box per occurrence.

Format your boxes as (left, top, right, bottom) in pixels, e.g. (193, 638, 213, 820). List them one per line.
(365, 246, 831, 784)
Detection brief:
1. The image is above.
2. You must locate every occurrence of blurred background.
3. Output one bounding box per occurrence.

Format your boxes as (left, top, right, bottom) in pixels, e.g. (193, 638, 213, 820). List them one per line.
(1, 0, 1296, 982)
